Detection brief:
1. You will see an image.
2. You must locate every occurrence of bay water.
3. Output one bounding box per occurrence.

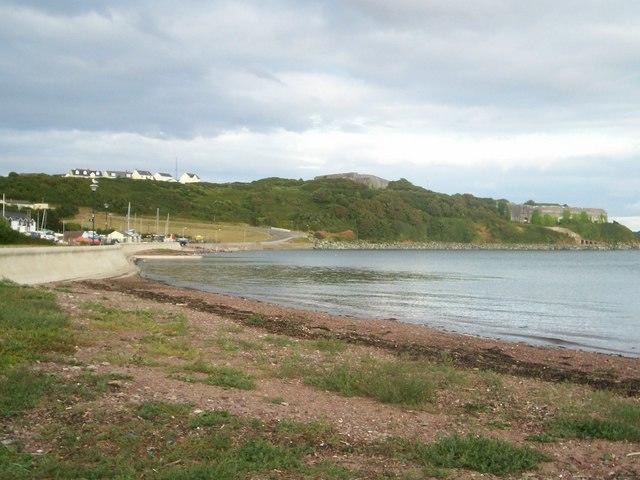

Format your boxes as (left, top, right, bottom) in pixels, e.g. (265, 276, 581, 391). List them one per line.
(139, 249, 640, 357)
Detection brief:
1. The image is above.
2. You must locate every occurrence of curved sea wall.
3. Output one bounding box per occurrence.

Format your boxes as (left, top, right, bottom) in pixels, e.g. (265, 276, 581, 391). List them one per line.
(0, 243, 179, 285)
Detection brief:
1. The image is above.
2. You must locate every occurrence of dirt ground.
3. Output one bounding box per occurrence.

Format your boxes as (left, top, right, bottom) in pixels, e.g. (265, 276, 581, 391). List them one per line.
(13, 275, 640, 478)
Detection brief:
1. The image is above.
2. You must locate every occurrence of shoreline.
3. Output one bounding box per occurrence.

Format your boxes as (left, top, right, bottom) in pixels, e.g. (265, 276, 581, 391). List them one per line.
(86, 274, 640, 395)
(313, 239, 640, 251)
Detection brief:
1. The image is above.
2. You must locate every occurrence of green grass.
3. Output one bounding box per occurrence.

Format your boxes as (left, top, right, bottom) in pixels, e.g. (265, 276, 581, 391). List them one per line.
(246, 313, 267, 326)
(176, 361, 256, 390)
(546, 393, 640, 441)
(136, 400, 193, 421)
(139, 334, 198, 360)
(0, 369, 132, 419)
(284, 355, 466, 407)
(0, 368, 51, 418)
(1, 404, 361, 480)
(215, 334, 264, 353)
(81, 302, 187, 336)
(548, 415, 640, 441)
(403, 435, 548, 476)
(0, 281, 74, 368)
(306, 338, 348, 354)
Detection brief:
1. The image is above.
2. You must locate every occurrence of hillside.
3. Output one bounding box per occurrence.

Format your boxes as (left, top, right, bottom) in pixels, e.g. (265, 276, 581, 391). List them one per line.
(0, 173, 636, 244)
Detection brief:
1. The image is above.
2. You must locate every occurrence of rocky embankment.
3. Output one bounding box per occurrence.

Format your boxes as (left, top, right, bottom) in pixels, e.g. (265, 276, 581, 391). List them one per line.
(313, 240, 640, 250)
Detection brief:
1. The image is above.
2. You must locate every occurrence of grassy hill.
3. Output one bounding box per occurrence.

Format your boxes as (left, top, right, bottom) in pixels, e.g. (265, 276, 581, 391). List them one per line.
(0, 173, 635, 244)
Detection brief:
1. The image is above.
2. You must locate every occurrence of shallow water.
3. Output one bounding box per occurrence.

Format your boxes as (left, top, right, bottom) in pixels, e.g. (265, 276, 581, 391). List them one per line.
(140, 249, 640, 357)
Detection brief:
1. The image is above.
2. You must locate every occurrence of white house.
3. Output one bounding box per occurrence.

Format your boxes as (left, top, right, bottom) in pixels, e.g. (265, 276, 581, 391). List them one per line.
(153, 172, 176, 182)
(106, 229, 141, 244)
(179, 172, 201, 184)
(131, 169, 154, 180)
(6, 212, 36, 234)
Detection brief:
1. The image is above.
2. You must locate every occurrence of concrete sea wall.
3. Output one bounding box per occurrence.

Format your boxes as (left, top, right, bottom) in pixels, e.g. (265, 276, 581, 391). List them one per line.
(0, 243, 179, 285)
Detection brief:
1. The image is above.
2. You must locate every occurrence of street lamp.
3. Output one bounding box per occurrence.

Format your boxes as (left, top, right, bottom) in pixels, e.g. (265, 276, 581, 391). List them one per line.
(104, 203, 110, 229)
(90, 180, 98, 245)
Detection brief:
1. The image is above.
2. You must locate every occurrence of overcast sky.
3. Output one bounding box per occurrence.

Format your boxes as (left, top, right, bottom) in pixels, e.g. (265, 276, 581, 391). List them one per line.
(0, 1, 639, 225)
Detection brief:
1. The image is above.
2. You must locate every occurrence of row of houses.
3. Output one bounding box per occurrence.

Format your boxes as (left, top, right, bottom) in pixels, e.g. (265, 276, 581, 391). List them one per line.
(65, 169, 201, 184)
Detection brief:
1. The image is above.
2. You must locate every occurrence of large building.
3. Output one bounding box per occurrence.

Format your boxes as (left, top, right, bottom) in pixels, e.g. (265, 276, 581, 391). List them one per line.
(314, 172, 389, 189)
(508, 202, 607, 224)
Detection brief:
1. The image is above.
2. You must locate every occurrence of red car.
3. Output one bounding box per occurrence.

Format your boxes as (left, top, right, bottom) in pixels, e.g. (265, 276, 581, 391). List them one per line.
(75, 231, 102, 245)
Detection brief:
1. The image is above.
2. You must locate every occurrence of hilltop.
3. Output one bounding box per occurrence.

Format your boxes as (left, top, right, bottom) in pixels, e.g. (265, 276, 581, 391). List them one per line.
(0, 172, 636, 244)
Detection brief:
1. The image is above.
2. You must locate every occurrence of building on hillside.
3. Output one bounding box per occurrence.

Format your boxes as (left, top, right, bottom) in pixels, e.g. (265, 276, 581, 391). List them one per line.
(105, 170, 132, 179)
(65, 169, 105, 178)
(508, 202, 607, 224)
(314, 172, 389, 189)
(179, 172, 201, 184)
(153, 172, 176, 182)
(131, 169, 154, 180)
(66, 169, 132, 179)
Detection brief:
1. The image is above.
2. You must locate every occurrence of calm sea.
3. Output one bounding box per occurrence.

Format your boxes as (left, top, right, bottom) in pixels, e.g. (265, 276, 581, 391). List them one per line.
(139, 249, 640, 357)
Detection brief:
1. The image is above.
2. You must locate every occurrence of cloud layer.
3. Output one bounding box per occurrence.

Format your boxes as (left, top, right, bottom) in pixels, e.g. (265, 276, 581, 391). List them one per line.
(0, 1, 639, 219)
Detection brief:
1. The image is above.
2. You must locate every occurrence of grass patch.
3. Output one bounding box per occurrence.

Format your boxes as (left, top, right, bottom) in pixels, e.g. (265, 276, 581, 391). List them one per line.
(81, 302, 187, 336)
(215, 334, 264, 353)
(299, 356, 465, 407)
(548, 415, 640, 441)
(0, 369, 130, 419)
(139, 334, 197, 360)
(189, 410, 235, 428)
(274, 419, 338, 447)
(136, 400, 192, 421)
(307, 338, 348, 354)
(525, 433, 556, 443)
(404, 435, 548, 476)
(463, 402, 491, 414)
(246, 313, 267, 326)
(0, 402, 357, 480)
(264, 334, 297, 348)
(177, 362, 256, 390)
(546, 393, 640, 441)
(0, 367, 51, 418)
(0, 282, 73, 368)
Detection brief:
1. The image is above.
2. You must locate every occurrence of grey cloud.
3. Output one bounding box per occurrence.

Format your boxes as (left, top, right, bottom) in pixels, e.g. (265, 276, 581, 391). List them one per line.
(0, 0, 639, 217)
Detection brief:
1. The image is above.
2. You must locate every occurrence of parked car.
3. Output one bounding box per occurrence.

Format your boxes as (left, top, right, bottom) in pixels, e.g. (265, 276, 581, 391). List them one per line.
(75, 231, 101, 245)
